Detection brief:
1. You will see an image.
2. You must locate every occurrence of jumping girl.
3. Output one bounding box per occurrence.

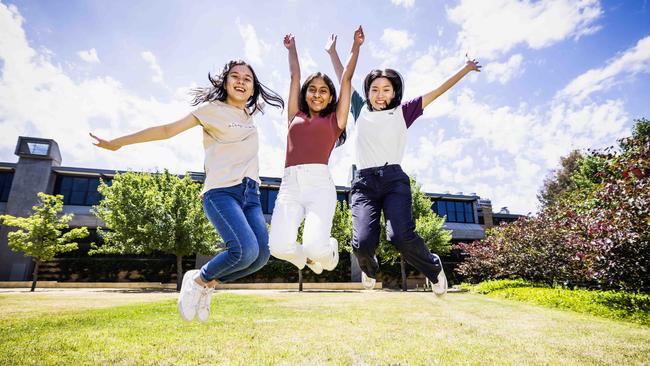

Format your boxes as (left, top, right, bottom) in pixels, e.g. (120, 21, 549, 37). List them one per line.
(269, 27, 364, 274)
(90, 60, 284, 321)
(327, 44, 481, 294)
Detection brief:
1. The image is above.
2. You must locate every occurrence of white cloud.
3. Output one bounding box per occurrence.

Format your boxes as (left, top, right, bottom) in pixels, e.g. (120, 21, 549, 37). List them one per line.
(485, 53, 523, 84)
(391, 0, 415, 8)
(556, 35, 650, 103)
(0, 3, 203, 175)
(236, 17, 270, 66)
(299, 50, 318, 77)
(77, 48, 100, 63)
(447, 0, 602, 59)
(140, 51, 164, 85)
(381, 28, 414, 52)
(370, 28, 416, 67)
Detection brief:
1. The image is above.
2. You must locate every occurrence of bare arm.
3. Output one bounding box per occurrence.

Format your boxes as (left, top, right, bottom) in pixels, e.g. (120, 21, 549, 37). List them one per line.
(336, 26, 364, 130)
(421, 58, 481, 109)
(325, 34, 344, 84)
(284, 34, 300, 123)
(89, 113, 200, 151)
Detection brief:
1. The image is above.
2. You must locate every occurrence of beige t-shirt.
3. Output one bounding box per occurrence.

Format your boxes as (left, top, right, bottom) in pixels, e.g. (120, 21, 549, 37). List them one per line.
(192, 101, 260, 194)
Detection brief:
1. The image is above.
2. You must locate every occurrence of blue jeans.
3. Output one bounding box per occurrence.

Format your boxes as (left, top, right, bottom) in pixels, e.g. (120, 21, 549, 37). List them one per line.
(200, 178, 270, 282)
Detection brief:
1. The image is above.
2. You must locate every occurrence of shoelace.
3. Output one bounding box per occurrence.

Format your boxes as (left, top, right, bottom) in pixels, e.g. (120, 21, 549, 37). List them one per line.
(198, 287, 214, 313)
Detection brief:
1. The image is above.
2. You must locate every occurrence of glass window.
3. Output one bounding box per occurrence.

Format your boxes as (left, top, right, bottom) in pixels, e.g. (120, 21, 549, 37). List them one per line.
(446, 201, 456, 222)
(465, 203, 474, 223)
(267, 189, 278, 214)
(435, 201, 447, 218)
(54, 175, 110, 206)
(336, 192, 348, 203)
(0, 172, 14, 202)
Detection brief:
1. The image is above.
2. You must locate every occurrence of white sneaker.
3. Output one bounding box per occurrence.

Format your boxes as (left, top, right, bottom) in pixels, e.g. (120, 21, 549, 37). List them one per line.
(361, 272, 376, 290)
(197, 286, 214, 323)
(430, 254, 448, 296)
(178, 269, 203, 321)
(306, 258, 323, 274)
(322, 237, 340, 271)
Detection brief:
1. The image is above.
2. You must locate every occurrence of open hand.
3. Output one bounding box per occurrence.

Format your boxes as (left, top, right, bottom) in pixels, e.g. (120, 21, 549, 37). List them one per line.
(325, 34, 337, 54)
(283, 34, 295, 50)
(89, 132, 120, 151)
(465, 53, 481, 72)
(354, 26, 365, 47)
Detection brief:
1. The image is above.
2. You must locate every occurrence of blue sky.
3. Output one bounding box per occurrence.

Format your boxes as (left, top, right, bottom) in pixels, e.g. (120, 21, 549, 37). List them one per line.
(1, 0, 649, 214)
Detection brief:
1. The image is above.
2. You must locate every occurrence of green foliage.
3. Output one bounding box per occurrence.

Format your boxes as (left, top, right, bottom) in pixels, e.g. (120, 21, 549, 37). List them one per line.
(331, 200, 353, 252)
(461, 279, 650, 326)
(537, 150, 583, 207)
(91, 170, 220, 258)
(457, 118, 650, 293)
(0, 192, 89, 262)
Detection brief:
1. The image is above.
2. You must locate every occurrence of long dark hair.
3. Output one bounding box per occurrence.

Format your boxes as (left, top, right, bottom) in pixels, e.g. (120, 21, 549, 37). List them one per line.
(298, 72, 346, 147)
(363, 68, 404, 111)
(191, 60, 284, 114)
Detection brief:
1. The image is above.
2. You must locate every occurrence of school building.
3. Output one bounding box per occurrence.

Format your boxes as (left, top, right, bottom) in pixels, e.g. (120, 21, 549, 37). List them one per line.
(0, 136, 522, 282)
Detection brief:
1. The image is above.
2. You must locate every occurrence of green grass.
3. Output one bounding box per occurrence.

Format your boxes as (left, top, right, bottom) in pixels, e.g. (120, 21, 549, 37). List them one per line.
(460, 279, 650, 326)
(1, 290, 649, 365)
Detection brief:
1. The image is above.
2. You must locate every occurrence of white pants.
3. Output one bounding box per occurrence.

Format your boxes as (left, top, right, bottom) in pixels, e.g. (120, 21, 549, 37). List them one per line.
(269, 164, 337, 270)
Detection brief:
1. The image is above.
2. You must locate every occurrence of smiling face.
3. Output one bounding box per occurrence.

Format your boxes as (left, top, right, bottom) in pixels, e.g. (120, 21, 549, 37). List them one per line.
(368, 77, 395, 111)
(304, 77, 333, 116)
(225, 64, 255, 107)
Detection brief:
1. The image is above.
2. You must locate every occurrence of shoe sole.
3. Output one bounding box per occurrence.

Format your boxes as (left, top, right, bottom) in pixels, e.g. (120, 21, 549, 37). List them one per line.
(178, 270, 198, 322)
(430, 254, 448, 297)
(362, 272, 376, 290)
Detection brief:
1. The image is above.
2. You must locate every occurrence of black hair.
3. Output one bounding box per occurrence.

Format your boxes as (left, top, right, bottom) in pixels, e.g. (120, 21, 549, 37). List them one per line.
(363, 68, 404, 111)
(298, 72, 346, 147)
(190, 60, 284, 114)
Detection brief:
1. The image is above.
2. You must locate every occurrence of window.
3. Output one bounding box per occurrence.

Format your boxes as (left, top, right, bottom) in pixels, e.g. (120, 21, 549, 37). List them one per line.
(336, 192, 348, 203)
(0, 172, 14, 202)
(433, 200, 475, 223)
(260, 187, 279, 214)
(54, 175, 112, 206)
(26, 142, 49, 156)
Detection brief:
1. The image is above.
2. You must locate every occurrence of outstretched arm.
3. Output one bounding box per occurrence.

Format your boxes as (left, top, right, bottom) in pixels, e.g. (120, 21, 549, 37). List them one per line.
(89, 114, 200, 151)
(325, 34, 344, 84)
(336, 26, 364, 130)
(284, 34, 301, 123)
(421, 57, 481, 109)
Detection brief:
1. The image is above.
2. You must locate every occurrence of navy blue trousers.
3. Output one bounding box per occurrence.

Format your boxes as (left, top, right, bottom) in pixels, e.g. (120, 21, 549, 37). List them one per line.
(350, 164, 441, 282)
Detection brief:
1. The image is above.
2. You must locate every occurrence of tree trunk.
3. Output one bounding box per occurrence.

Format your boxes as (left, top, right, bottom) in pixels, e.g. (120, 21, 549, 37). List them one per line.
(30, 259, 40, 292)
(298, 269, 303, 292)
(176, 255, 183, 291)
(400, 255, 407, 292)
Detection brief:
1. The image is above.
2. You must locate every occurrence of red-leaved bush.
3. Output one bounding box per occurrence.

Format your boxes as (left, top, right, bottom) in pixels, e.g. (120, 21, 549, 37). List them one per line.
(456, 119, 649, 293)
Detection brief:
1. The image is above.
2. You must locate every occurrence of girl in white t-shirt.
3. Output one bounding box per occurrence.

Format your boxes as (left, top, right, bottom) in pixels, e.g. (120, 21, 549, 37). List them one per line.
(327, 45, 480, 295)
(91, 60, 283, 322)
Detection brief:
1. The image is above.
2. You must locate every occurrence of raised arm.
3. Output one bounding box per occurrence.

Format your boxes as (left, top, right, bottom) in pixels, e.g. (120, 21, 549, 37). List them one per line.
(284, 34, 301, 123)
(89, 113, 200, 151)
(325, 34, 344, 84)
(336, 26, 364, 130)
(421, 57, 481, 109)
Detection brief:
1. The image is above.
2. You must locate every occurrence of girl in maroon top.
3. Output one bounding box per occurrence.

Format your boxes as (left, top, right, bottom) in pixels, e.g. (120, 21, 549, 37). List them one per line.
(269, 27, 364, 273)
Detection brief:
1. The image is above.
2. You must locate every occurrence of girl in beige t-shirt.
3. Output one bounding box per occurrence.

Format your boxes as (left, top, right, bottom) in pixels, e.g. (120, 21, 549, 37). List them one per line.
(91, 60, 283, 322)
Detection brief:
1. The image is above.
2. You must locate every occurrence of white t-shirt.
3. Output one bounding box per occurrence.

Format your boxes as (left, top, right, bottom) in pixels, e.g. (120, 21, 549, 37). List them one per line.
(351, 91, 423, 169)
(192, 100, 260, 194)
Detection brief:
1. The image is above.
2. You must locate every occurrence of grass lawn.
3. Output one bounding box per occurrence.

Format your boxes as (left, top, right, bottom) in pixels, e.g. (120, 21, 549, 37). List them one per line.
(1, 289, 649, 365)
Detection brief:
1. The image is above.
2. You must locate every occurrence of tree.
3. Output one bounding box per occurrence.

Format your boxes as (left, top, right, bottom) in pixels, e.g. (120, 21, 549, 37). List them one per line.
(377, 178, 452, 290)
(456, 118, 650, 293)
(0, 193, 89, 291)
(537, 150, 584, 208)
(91, 170, 220, 290)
